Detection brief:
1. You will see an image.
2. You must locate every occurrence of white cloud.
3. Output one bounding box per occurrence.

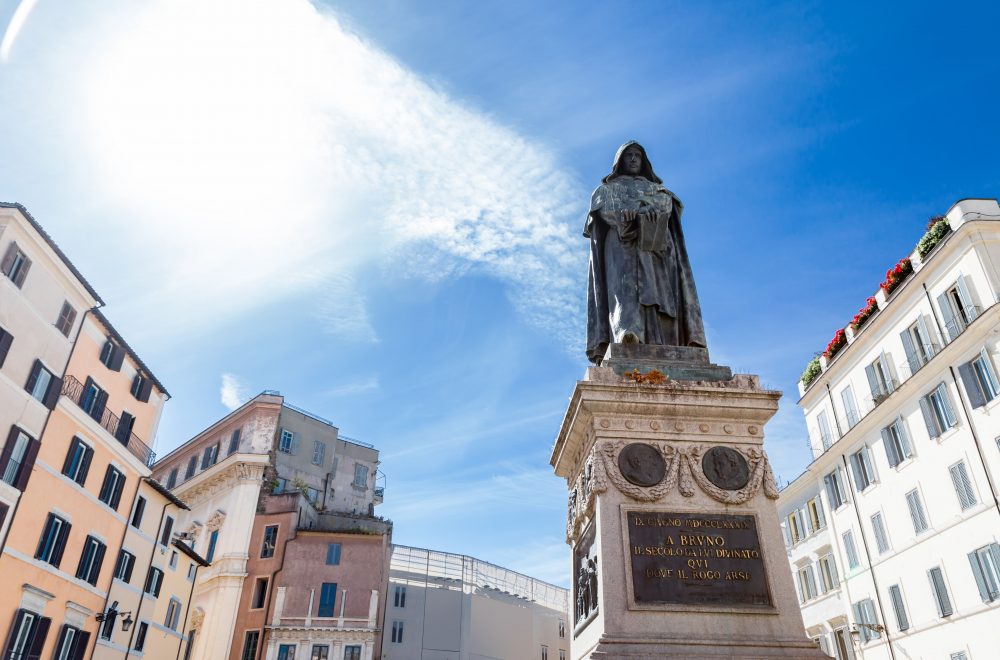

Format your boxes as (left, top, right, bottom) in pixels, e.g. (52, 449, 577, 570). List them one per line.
(0, 0, 40, 62)
(220, 373, 248, 410)
(323, 376, 379, 398)
(50, 0, 587, 348)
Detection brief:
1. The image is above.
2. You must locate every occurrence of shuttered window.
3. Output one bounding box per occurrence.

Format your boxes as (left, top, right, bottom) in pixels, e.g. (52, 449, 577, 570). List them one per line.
(1, 241, 32, 288)
(928, 566, 954, 617)
(959, 349, 1000, 407)
(0, 425, 40, 491)
(949, 461, 978, 511)
(851, 598, 880, 642)
(228, 428, 242, 455)
(843, 530, 860, 569)
(75, 535, 107, 586)
(905, 489, 929, 534)
(841, 385, 860, 428)
(824, 469, 847, 509)
(184, 455, 197, 479)
(35, 513, 71, 567)
(61, 437, 93, 486)
(0, 326, 12, 369)
(819, 554, 839, 592)
(871, 512, 890, 554)
(25, 359, 61, 409)
(318, 583, 337, 617)
(888, 584, 909, 631)
(817, 410, 833, 450)
(98, 339, 125, 371)
(114, 549, 136, 583)
(55, 302, 77, 337)
(850, 446, 876, 491)
(98, 466, 126, 510)
(881, 417, 913, 467)
(967, 542, 1000, 603)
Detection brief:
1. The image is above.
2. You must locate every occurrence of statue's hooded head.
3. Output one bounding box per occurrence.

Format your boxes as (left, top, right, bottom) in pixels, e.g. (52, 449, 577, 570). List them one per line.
(603, 140, 662, 184)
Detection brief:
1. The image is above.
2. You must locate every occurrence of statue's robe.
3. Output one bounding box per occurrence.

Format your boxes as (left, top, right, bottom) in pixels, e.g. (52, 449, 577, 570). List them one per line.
(584, 174, 706, 363)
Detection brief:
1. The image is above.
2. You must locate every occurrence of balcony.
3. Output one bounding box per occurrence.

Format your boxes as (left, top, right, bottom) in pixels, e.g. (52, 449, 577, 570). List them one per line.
(61, 375, 156, 466)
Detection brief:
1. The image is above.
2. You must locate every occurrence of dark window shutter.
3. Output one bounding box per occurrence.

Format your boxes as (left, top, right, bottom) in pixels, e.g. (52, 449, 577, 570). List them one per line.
(42, 376, 62, 410)
(99, 341, 112, 365)
(70, 630, 90, 660)
(919, 397, 937, 438)
(51, 520, 71, 568)
(900, 329, 917, 370)
(110, 472, 125, 510)
(12, 255, 31, 288)
(27, 616, 51, 659)
(24, 359, 41, 395)
(108, 346, 125, 371)
(138, 378, 153, 403)
(969, 551, 991, 602)
(1, 610, 30, 657)
(959, 361, 987, 408)
(0, 242, 17, 274)
(14, 437, 40, 491)
(0, 426, 19, 481)
(881, 427, 899, 467)
(91, 389, 109, 422)
(89, 543, 106, 584)
(160, 517, 174, 546)
(0, 502, 7, 529)
(124, 553, 134, 583)
(61, 438, 77, 475)
(78, 447, 94, 486)
(132, 496, 146, 527)
(0, 328, 12, 369)
(116, 412, 135, 443)
(34, 515, 54, 559)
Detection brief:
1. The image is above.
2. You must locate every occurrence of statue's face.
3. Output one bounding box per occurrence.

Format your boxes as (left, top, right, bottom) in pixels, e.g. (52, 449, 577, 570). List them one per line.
(621, 145, 643, 175)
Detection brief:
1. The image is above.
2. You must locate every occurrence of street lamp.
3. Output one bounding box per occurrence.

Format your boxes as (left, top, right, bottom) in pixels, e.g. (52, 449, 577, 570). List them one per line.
(96, 602, 134, 633)
(850, 622, 886, 647)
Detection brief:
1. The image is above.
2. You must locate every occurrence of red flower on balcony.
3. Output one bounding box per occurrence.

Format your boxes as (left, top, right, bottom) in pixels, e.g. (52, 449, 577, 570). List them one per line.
(823, 328, 847, 360)
(850, 296, 878, 331)
(880, 257, 913, 296)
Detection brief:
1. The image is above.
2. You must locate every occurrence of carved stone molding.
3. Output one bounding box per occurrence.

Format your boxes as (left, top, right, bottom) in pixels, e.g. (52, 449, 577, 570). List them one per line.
(189, 607, 205, 630)
(205, 510, 227, 531)
(185, 521, 204, 542)
(594, 440, 779, 506)
(177, 461, 266, 506)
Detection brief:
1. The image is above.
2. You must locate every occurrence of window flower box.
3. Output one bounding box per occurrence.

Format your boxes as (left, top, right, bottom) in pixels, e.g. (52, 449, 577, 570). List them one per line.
(823, 328, 847, 361)
(850, 296, 878, 331)
(880, 258, 913, 297)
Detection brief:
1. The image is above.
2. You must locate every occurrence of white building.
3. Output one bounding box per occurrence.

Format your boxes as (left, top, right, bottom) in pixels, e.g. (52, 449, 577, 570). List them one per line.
(383, 545, 569, 660)
(780, 199, 1000, 660)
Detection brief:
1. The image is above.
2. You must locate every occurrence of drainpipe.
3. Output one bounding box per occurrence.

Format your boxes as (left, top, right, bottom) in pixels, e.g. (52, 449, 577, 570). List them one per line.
(0, 307, 95, 555)
(175, 561, 202, 660)
(840, 456, 897, 660)
(257, 514, 294, 660)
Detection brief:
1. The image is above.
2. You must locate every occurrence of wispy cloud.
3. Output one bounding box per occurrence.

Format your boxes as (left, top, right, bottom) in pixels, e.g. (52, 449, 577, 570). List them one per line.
(323, 376, 379, 398)
(48, 0, 587, 348)
(220, 373, 248, 410)
(0, 0, 40, 62)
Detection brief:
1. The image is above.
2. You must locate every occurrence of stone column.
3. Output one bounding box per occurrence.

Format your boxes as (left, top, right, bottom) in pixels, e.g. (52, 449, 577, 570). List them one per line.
(552, 363, 825, 659)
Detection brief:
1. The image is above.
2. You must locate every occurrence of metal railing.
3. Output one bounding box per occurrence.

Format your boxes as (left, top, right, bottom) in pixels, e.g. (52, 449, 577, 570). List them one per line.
(944, 304, 982, 343)
(62, 375, 155, 466)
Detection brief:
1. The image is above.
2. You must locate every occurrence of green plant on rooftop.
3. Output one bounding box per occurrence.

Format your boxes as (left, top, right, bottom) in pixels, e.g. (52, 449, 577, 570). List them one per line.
(916, 216, 950, 258)
(801, 357, 821, 388)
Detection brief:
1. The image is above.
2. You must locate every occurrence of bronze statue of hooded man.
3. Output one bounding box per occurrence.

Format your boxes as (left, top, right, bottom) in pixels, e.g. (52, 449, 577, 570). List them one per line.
(584, 141, 707, 363)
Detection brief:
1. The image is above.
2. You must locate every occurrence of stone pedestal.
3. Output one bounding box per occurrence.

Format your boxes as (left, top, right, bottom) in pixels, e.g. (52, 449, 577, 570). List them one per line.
(551, 360, 825, 659)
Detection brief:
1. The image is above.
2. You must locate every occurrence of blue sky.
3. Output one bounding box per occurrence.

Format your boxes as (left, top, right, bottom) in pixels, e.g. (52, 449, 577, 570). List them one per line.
(1, 0, 998, 585)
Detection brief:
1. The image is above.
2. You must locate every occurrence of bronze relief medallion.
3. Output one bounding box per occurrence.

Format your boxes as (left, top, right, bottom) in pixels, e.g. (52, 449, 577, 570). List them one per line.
(617, 443, 666, 487)
(702, 446, 750, 490)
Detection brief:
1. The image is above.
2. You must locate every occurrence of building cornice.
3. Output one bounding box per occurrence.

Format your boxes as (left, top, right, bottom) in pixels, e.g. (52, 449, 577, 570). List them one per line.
(171, 454, 268, 507)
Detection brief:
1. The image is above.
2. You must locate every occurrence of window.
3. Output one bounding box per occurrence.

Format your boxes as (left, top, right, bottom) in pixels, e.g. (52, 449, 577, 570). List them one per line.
(277, 644, 296, 660)
(206, 529, 219, 563)
(842, 530, 860, 570)
(61, 437, 93, 486)
(840, 385, 860, 429)
(354, 463, 369, 488)
(951, 653, 969, 660)
(98, 465, 126, 510)
(901, 316, 936, 370)
(241, 631, 260, 660)
(311, 646, 330, 660)
(871, 512, 890, 554)
(252, 577, 268, 609)
(949, 461, 978, 511)
(785, 509, 805, 544)
(228, 428, 241, 455)
(394, 585, 406, 607)
(134, 622, 148, 651)
(144, 567, 164, 596)
(130, 374, 152, 402)
(824, 469, 847, 509)
(114, 549, 136, 583)
(35, 512, 70, 567)
(55, 302, 77, 337)
(921, 383, 958, 438)
(184, 455, 197, 479)
(0, 326, 12, 369)
(391, 620, 404, 643)
(169, 550, 178, 569)
(25, 359, 61, 409)
(261, 525, 278, 558)
(318, 583, 337, 617)
(560, 652, 566, 660)
(279, 429, 295, 454)
(905, 489, 929, 534)
(160, 515, 174, 546)
(75, 535, 106, 585)
(201, 443, 219, 469)
(852, 598, 880, 642)
(960, 348, 1000, 407)
(2, 609, 51, 660)
(54, 624, 88, 660)
(326, 543, 341, 565)
(99, 340, 125, 371)
(881, 417, 913, 468)
(928, 566, 954, 617)
(1, 241, 32, 287)
(343, 646, 361, 660)
(312, 440, 326, 465)
(165, 598, 181, 630)
(558, 618, 566, 638)
(796, 564, 818, 602)
(850, 446, 876, 491)
(542, 646, 548, 660)
(184, 631, 196, 660)
(132, 496, 146, 528)
(887, 584, 909, 631)
(807, 497, 825, 532)
(116, 411, 135, 444)
(818, 554, 839, 592)
(938, 276, 978, 340)
(968, 542, 1000, 602)
(865, 353, 896, 402)
(166, 468, 178, 489)
(78, 377, 107, 421)
(187, 563, 196, 581)
(817, 410, 834, 450)
(0, 426, 38, 490)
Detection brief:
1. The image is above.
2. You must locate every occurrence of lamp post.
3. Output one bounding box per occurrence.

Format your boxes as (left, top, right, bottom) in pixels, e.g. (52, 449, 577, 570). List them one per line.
(850, 622, 886, 649)
(95, 601, 135, 636)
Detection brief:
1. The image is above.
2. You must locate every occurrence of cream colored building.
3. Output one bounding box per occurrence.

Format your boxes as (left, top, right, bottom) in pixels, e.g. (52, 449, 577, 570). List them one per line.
(781, 199, 1000, 660)
(383, 545, 569, 660)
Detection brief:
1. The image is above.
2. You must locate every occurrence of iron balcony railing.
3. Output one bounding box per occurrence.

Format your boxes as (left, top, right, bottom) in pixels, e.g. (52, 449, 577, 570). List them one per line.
(62, 375, 156, 467)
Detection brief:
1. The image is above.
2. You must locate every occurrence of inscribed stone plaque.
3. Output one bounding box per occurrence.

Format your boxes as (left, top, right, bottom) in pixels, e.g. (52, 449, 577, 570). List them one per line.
(617, 443, 666, 487)
(626, 510, 772, 608)
(701, 446, 750, 490)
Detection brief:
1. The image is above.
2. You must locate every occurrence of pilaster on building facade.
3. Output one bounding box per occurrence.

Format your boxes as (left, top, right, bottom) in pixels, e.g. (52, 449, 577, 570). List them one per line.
(150, 392, 390, 660)
(383, 545, 569, 660)
(0, 203, 197, 659)
(779, 199, 1000, 660)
